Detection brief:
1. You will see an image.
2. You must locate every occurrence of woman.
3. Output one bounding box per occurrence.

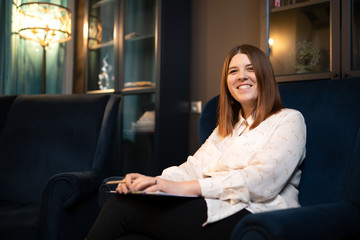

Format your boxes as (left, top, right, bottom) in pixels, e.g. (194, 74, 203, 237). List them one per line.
(86, 44, 306, 240)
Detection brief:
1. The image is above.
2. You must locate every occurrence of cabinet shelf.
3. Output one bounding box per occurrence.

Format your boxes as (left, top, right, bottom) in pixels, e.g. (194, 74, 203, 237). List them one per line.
(92, 0, 114, 8)
(275, 71, 336, 82)
(86, 89, 115, 94)
(125, 33, 155, 42)
(121, 86, 156, 95)
(88, 40, 114, 50)
(271, 0, 329, 13)
(124, 129, 155, 133)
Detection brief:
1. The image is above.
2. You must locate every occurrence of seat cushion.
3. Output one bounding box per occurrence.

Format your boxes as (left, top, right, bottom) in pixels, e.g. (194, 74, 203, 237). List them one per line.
(0, 200, 39, 240)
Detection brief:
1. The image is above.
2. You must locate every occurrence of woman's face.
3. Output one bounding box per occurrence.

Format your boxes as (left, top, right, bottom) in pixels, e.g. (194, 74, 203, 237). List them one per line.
(227, 53, 258, 115)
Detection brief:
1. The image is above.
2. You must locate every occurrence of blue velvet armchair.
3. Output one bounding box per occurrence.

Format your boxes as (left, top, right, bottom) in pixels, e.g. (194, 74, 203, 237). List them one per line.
(200, 78, 360, 240)
(0, 94, 120, 240)
(97, 78, 360, 239)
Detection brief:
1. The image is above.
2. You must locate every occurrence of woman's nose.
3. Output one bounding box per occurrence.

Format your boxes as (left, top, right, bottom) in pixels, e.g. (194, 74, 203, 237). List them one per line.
(237, 70, 247, 80)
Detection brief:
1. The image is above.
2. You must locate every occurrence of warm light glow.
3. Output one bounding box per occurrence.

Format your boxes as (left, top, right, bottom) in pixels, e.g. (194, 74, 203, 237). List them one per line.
(88, 16, 103, 48)
(18, 2, 72, 47)
(268, 38, 274, 46)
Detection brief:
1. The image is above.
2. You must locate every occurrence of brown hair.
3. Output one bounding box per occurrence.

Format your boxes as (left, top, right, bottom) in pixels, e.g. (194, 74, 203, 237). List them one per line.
(218, 44, 283, 138)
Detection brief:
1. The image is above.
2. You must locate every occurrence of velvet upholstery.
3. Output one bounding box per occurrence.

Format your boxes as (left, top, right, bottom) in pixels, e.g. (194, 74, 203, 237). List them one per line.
(0, 95, 16, 136)
(198, 95, 219, 145)
(199, 78, 360, 240)
(98, 176, 124, 207)
(0, 94, 120, 240)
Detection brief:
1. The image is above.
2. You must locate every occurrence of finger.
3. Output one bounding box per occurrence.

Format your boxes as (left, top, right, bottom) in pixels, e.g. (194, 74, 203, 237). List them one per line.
(116, 184, 122, 193)
(124, 173, 142, 189)
(144, 183, 159, 193)
(130, 177, 147, 191)
(130, 175, 151, 190)
(133, 176, 157, 191)
(116, 182, 128, 194)
(141, 178, 159, 193)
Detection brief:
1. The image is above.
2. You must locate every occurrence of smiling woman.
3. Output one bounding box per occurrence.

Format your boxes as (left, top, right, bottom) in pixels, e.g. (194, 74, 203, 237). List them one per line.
(86, 44, 306, 240)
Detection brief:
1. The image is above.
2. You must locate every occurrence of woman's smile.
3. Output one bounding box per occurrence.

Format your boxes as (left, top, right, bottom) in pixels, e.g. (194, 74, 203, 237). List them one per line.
(236, 84, 252, 90)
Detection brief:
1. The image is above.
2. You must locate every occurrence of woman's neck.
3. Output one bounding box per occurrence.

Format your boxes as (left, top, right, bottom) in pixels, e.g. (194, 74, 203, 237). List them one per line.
(241, 107, 253, 120)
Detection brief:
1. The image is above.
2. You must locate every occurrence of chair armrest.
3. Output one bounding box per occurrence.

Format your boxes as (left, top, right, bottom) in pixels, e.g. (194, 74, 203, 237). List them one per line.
(42, 170, 104, 209)
(230, 200, 360, 240)
(38, 170, 105, 240)
(98, 176, 124, 207)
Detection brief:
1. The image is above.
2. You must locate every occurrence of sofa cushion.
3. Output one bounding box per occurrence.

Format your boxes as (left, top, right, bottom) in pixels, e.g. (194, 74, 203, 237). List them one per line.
(0, 200, 39, 239)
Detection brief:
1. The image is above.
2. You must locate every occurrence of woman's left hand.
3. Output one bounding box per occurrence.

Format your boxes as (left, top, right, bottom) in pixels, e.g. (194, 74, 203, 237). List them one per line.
(145, 177, 201, 196)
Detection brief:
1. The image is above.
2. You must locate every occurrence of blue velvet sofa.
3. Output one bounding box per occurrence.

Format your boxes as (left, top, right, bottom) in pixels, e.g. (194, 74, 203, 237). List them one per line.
(0, 94, 120, 240)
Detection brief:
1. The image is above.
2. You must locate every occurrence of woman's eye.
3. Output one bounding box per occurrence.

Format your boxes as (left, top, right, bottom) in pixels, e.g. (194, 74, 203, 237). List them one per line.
(229, 70, 237, 74)
(247, 67, 254, 72)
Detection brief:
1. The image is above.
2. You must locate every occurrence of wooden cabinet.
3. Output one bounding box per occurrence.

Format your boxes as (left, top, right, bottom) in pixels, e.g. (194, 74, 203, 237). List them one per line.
(341, 0, 360, 78)
(266, 0, 360, 81)
(83, 0, 191, 175)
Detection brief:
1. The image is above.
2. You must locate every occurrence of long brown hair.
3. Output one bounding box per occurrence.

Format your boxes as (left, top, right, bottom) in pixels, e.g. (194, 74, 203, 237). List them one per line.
(218, 44, 283, 138)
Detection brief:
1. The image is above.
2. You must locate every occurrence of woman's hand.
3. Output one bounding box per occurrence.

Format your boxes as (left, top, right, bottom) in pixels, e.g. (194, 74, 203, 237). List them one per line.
(146, 178, 201, 196)
(116, 173, 202, 196)
(116, 173, 154, 194)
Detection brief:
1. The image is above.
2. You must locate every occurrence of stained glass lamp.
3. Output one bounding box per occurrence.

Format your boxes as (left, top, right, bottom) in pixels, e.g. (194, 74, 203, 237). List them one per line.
(18, 2, 72, 93)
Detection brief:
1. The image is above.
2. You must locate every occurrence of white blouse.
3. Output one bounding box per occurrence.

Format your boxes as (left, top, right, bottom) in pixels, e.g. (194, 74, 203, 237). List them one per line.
(160, 108, 306, 225)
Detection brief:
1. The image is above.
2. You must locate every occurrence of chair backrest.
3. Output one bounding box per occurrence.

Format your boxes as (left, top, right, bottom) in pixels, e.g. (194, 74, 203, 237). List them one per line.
(0, 95, 17, 136)
(199, 95, 219, 144)
(198, 78, 360, 206)
(279, 78, 360, 206)
(0, 94, 120, 204)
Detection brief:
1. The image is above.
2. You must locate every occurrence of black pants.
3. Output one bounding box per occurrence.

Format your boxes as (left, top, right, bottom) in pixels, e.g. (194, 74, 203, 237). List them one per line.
(86, 193, 251, 240)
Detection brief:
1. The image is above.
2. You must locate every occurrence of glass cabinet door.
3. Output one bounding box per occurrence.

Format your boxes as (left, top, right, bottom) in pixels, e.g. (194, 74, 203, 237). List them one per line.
(120, 0, 157, 175)
(268, 0, 334, 80)
(86, 0, 116, 92)
(121, 93, 156, 175)
(81, 0, 190, 176)
(123, 0, 156, 90)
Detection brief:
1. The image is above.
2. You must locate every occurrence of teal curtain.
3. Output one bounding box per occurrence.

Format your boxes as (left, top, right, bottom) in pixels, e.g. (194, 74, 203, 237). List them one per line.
(0, 2, 5, 95)
(1, 0, 68, 95)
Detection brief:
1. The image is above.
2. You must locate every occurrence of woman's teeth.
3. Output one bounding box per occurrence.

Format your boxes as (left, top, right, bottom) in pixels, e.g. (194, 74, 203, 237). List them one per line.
(237, 85, 251, 89)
